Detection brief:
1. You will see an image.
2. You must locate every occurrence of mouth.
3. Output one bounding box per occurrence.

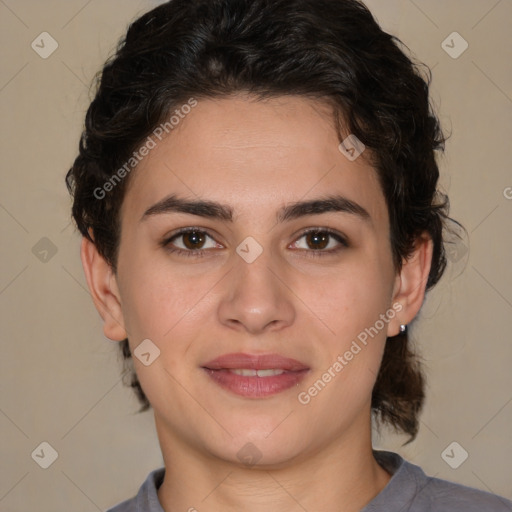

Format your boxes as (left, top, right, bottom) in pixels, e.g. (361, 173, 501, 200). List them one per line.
(202, 353, 310, 398)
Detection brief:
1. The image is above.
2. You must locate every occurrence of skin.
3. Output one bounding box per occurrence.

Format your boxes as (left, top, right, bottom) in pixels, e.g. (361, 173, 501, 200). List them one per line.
(81, 93, 433, 512)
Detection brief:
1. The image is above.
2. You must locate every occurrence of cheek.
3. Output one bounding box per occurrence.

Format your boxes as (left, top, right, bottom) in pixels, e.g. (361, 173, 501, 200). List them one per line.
(300, 266, 390, 412)
(307, 259, 394, 340)
(117, 249, 217, 344)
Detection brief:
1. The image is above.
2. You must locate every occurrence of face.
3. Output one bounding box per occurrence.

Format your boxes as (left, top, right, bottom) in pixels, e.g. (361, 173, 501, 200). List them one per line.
(110, 94, 403, 466)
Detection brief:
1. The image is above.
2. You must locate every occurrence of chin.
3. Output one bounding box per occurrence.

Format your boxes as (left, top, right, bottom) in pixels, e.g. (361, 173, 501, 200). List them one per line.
(213, 425, 306, 468)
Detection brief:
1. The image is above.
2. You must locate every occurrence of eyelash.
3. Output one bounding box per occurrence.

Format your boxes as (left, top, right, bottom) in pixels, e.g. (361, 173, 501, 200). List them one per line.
(161, 226, 348, 259)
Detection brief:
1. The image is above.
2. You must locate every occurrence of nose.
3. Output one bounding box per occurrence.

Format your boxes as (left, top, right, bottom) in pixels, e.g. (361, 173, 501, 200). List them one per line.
(217, 246, 296, 335)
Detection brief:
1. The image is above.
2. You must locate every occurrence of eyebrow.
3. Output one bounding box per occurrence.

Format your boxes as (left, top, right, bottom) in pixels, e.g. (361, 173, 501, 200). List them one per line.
(140, 193, 371, 225)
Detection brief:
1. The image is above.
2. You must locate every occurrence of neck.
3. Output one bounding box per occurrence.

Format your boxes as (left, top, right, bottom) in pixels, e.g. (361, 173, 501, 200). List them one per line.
(156, 414, 391, 512)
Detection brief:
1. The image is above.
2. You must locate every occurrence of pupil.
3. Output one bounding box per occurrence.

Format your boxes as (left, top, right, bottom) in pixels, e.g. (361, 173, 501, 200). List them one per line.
(307, 231, 328, 250)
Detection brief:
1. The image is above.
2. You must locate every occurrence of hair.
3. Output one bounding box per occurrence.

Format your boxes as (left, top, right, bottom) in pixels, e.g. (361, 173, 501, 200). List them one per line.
(66, 0, 461, 444)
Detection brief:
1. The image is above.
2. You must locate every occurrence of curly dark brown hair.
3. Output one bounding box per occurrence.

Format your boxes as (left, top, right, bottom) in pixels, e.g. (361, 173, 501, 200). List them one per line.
(66, 0, 461, 444)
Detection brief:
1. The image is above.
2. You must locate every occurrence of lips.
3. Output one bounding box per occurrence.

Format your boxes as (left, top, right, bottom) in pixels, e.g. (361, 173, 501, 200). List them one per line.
(203, 353, 309, 371)
(202, 353, 310, 398)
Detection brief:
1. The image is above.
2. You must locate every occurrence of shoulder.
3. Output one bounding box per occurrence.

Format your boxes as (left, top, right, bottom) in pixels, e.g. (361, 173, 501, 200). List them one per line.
(418, 473, 512, 511)
(367, 450, 512, 512)
(106, 498, 135, 512)
(105, 467, 166, 512)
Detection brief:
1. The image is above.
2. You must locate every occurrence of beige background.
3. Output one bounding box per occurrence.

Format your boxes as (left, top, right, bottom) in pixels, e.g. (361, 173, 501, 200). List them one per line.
(1, 0, 511, 510)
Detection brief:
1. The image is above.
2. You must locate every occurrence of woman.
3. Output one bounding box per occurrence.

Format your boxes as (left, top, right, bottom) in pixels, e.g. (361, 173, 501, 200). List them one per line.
(66, 0, 512, 510)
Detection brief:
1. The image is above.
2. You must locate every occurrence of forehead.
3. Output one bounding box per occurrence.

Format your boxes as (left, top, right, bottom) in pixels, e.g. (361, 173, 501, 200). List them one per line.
(122, 94, 388, 227)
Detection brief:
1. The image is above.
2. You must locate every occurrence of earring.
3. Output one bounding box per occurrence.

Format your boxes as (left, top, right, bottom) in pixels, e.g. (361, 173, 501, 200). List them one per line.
(399, 324, 407, 333)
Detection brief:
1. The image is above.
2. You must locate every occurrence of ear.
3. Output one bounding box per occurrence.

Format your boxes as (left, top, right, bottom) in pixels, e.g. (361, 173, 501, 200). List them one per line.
(387, 233, 433, 337)
(80, 234, 128, 341)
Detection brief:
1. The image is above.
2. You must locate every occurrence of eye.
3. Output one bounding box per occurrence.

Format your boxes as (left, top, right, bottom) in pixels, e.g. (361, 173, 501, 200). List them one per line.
(290, 228, 348, 256)
(161, 228, 221, 257)
(161, 226, 348, 259)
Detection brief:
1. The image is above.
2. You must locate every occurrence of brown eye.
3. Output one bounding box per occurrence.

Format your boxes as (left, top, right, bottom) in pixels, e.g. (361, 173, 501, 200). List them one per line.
(163, 228, 219, 256)
(290, 228, 348, 256)
(181, 230, 206, 250)
(304, 231, 330, 250)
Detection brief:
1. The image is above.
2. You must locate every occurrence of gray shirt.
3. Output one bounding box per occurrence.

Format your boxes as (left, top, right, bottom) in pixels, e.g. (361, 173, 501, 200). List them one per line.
(106, 450, 512, 511)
